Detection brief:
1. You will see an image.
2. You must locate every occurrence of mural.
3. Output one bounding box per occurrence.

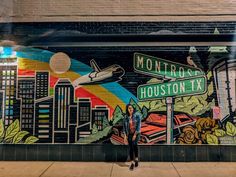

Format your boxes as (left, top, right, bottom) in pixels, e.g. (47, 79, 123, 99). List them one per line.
(0, 28, 235, 145)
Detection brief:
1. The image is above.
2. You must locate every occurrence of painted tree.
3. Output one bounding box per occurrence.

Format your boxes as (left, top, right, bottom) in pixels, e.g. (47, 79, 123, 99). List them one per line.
(141, 105, 149, 120)
(103, 116, 110, 129)
(112, 105, 124, 126)
(92, 123, 98, 134)
(129, 98, 141, 113)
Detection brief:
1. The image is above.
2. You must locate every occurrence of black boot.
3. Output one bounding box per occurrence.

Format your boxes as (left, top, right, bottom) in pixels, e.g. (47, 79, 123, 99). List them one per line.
(135, 159, 139, 167)
(129, 163, 134, 171)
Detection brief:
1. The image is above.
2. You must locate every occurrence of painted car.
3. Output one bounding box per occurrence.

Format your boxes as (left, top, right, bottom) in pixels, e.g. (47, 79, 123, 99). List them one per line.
(110, 111, 198, 145)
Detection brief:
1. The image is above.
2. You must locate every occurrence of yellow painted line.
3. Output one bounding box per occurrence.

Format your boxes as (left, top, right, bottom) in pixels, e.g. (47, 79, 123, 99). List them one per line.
(18, 58, 79, 80)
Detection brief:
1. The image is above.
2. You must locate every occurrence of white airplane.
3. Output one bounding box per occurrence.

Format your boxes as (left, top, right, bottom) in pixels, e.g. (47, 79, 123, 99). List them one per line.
(73, 59, 125, 86)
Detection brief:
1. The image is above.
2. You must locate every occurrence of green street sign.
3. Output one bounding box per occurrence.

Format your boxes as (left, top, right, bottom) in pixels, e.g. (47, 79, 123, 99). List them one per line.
(137, 76, 207, 101)
(134, 53, 204, 79)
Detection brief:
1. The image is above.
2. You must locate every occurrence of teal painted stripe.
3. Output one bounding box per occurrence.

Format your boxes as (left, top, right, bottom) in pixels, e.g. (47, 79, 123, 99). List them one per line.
(17, 48, 137, 104)
(39, 109, 50, 113)
(101, 82, 137, 103)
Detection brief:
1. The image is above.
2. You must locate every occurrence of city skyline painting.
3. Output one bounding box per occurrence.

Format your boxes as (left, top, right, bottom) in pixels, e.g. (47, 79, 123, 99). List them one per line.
(0, 53, 119, 144)
(0, 32, 236, 145)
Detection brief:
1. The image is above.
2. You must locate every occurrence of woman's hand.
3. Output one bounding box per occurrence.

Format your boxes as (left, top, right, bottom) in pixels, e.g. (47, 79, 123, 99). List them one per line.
(132, 134, 137, 141)
(124, 135, 128, 145)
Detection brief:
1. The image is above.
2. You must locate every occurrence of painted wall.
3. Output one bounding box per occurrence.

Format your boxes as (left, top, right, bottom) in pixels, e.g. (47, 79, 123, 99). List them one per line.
(0, 23, 236, 145)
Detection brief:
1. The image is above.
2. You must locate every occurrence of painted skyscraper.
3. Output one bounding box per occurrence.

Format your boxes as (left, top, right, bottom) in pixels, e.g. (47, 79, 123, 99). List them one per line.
(76, 98, 92, 140)
(35, 71, 49, 99)
(0, 91, 4, 119)
(92, 105, 110, 131)
(0, 58, 20, 128)
(54, 78, 74, 143)
(17, 77, 35, 134)
(69, 104, 77, 143)
(34, 96, 53, 143)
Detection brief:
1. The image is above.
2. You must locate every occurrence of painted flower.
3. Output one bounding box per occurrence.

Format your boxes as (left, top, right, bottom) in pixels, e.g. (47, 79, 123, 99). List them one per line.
(177, 125, 201, 144)
(195, 118, 219, 143)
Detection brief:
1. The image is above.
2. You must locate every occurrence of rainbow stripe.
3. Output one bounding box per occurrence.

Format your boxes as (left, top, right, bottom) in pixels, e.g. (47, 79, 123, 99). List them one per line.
(17, 48, 137, 110)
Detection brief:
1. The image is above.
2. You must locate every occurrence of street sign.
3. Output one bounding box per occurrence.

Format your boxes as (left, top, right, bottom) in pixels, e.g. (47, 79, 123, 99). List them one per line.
(137, 76, 207, 101)
(134, 52, 204, 79)
(134, 52, 207, 145)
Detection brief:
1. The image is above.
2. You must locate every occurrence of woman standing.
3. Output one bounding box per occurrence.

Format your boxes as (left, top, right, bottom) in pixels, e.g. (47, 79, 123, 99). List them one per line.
(123, 104, 142, 171)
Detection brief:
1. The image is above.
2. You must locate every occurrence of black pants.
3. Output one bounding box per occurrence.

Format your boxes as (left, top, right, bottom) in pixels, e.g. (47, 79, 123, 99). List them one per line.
(128, 134, 139, 161)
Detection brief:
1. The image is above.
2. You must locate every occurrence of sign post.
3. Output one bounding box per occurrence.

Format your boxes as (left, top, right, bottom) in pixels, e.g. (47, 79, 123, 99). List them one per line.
(166, 97, 174, 144)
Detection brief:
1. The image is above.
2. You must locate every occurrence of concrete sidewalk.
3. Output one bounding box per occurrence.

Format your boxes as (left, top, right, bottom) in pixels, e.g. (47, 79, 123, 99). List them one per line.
(0, 162, 235, 177)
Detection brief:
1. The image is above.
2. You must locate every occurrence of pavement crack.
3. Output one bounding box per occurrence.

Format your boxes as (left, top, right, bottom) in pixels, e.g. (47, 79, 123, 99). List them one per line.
(109, 163, 114, 177)
(171, 163, 181, 177)
(39, 162, 55, 177)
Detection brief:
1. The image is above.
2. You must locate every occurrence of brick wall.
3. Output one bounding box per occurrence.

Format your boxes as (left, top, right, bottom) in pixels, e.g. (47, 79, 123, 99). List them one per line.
(1, 0, 236, 22)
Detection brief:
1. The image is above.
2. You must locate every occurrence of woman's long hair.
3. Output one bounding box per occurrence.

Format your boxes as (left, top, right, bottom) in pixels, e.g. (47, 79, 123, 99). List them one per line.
(125, 104, 136, 116)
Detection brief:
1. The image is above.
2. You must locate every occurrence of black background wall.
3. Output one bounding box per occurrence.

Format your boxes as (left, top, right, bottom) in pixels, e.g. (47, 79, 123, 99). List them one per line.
(1, 22, 236, 162)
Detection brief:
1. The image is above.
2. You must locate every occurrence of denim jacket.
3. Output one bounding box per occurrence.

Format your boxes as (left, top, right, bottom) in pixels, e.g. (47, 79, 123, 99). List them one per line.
(123, 111, 142, 136)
